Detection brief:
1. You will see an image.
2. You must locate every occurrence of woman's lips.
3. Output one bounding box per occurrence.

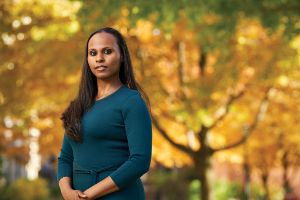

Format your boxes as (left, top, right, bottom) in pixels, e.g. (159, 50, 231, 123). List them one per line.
(95, 65, 107, 71)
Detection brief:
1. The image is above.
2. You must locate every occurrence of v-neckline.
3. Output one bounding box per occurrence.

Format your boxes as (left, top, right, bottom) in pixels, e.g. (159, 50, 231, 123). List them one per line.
(95, 85, 125, 103)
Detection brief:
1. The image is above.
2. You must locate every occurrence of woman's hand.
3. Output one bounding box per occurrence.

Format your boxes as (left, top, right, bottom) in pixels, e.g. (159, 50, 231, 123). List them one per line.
(77, 190, 90, 200)
(58, 177, 88, 200)
(62, 189, 88, 200)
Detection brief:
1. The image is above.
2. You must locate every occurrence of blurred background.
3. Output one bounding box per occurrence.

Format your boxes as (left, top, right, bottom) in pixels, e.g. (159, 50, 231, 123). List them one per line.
(1, 0, 300, 199)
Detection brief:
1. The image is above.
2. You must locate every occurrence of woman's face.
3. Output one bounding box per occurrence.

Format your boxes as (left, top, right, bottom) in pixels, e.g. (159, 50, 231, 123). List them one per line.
(87, 32, 122, 80)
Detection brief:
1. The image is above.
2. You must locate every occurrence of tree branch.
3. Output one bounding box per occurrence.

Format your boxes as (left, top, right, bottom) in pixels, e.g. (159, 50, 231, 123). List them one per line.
(176, 41, 195, 115)
(209, 86, 246, 130)
(212, 87, 271, 153)
(152, 115, 194, 155)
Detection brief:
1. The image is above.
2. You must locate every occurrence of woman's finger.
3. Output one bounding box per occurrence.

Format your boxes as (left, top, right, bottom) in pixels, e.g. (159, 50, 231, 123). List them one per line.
(77, 191, 88, 199)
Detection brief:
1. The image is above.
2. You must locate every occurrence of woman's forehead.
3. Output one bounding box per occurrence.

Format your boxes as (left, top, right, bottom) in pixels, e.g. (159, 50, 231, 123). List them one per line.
(88, 32, 118, 48)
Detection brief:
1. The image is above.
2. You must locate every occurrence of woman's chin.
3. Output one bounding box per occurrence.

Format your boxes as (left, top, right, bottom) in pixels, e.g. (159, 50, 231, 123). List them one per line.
(94, 73, 118, 80)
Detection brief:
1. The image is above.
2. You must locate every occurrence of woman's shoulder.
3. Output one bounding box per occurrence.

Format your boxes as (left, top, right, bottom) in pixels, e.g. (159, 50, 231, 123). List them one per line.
(122, 85, 141, 98)
(121, 86, 146, 107)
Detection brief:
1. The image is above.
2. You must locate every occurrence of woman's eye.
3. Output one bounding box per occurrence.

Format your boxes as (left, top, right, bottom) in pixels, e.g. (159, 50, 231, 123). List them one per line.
(89, 50, 97, 56)
(103, 49, 112, 54)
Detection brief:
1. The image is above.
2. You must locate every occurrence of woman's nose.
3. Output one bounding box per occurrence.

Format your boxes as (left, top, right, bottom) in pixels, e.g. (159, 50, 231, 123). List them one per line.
(96, 53, 104, 63)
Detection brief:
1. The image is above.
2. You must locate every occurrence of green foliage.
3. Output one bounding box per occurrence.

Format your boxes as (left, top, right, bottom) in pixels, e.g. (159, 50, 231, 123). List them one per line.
(148, 167, 194, 199)
(188, 179, 244, 200)
(189, 179, 201, 200)
(213, 180, 243, 200)
(1, 178, 50, 200)
(249, 184, 265, 199)
(77, 0, 300, 47)
(0, 157, 3, 179)
(249, 184, 284, 200)
(190, 181, 285, 200)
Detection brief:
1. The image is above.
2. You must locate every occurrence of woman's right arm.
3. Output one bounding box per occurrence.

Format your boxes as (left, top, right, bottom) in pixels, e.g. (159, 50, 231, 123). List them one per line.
(59, 177, 87, 200)
(57, 134, 87, 200)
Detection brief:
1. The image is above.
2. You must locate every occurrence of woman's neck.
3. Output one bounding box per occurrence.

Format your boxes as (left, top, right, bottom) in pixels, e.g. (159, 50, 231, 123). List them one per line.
(96, 79, 123, 99)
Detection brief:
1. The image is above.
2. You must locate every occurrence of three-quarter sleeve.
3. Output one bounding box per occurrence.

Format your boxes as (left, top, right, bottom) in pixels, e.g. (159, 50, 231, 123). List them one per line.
(109, 93, 152, 189)
(57, 134, 74, 181)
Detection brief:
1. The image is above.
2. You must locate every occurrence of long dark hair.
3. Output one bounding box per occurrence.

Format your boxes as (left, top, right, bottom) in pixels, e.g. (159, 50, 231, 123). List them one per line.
(61, 27, 151, 142)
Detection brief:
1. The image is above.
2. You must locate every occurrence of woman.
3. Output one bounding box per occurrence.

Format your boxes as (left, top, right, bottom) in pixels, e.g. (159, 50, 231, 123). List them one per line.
(57, 27, 152, 200)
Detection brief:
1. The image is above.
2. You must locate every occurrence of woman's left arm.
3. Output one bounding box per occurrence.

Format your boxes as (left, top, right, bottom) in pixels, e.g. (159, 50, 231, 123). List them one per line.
(82, 93, 152, 199)
(80, 176, 118, 199)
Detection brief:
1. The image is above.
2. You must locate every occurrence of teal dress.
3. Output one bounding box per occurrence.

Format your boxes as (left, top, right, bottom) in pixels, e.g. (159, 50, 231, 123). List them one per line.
(57, 85, 152, 200)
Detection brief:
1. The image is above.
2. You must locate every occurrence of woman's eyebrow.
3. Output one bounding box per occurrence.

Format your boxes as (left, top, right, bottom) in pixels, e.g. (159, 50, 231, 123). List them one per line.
(88, 46, 113, 50)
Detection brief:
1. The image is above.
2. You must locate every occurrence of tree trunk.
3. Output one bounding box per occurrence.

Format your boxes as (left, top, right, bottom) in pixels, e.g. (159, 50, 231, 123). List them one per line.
(242, 159, 251, 199)
(261, 171, 270, 200)
(282, 151, 292, 195)
(194, 146, 211, 200)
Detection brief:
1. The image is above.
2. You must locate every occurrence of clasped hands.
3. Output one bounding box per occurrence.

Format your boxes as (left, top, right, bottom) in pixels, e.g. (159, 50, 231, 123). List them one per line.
(63, 188, 94, 200)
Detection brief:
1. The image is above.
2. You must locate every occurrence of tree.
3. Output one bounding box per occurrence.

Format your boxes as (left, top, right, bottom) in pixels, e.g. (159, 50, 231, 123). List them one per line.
(1, 1, 300, 199)
(0, 0, 81, 168)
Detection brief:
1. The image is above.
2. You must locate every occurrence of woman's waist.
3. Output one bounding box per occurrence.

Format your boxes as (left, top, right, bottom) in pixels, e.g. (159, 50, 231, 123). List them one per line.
(73, 159, 124, 172)
(72, 161, 123, 191)
(73, 151, 128, 166)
